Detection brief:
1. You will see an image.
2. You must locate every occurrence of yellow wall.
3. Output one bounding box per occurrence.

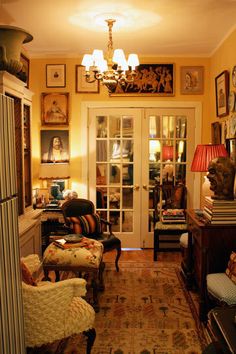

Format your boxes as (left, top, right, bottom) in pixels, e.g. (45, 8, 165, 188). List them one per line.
(30, 56, 211, 191)
(209, 28, 236, 130)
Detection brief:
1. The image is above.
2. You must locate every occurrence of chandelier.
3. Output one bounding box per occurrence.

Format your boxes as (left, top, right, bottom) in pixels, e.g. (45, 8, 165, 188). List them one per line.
(81, 19, 139, 93)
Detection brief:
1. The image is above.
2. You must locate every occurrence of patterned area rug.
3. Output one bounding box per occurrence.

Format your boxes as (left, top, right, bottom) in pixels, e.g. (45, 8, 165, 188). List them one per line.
(91, 261, 208, 354)
(29, 261, 209, 353)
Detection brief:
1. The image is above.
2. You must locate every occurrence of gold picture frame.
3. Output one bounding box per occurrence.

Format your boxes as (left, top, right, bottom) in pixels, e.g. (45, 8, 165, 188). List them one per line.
(46, 64, 66, 88)
(180, 66, 204, 94)
(41, 92, 69, 125)
(109, 64, 175, 96)
(75, 65, 99, 93)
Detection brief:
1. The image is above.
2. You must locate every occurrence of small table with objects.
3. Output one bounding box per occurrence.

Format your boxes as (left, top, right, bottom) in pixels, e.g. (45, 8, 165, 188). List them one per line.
(153, 221, 187, 261)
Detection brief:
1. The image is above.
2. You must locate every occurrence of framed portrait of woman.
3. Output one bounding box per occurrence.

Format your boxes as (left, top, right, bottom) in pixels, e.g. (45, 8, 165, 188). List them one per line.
(41, 130, 69, 163)
(41, 92, 69, 125)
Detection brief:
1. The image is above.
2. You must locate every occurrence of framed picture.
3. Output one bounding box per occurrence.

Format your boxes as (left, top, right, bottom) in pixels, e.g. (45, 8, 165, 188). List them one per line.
(41, 129, 69, 163)
(109, 64, 175, 96)
(41, 92, 69, 125)
(226, 138, 236, 165)
(215, 70, 229, 118)
(76, 65, 99, 93)
(211, 122, 221, 144)
(180, 66, 204, 94)
(16, 53, 30, 88)
(220, 121, 227, 145)
(232, 65, 236, 88)
(46, 64, 66, 88)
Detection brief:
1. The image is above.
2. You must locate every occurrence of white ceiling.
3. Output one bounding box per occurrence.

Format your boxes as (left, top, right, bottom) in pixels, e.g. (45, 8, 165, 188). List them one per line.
(1, 0, 236, 58)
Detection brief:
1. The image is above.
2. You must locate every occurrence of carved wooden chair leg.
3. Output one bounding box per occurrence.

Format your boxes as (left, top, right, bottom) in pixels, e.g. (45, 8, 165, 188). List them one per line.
(84, 328, 96, 354)
(115, 245, 122, 272)
(55, 270, 60, 282)
(98, 261, 105, 291)
(42, 269, 51, 281)
(91, 275, 99, 313)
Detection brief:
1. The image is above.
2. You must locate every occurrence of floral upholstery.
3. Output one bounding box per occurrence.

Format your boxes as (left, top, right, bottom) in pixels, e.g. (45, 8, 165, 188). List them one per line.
(43, 237, 103, 269)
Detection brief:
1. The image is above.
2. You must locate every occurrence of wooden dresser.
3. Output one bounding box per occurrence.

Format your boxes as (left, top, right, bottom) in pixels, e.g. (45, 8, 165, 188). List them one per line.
(186, 210, 236, 321)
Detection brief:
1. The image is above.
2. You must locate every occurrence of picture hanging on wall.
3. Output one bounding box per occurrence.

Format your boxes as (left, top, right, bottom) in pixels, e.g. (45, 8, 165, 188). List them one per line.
(109, 64, 175, 96)
(41, 129, 69, 163)
(180, 66, 204, 94)
(41, 92, 69, 125)
(211, 122, 221, 144)
(215, 70, 229, 118)
(46, 64, 66, 88)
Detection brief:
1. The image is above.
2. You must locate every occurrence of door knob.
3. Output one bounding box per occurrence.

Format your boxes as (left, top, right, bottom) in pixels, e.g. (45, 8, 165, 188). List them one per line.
(133, 184, 140, 190)
(143, 184, 149, 191)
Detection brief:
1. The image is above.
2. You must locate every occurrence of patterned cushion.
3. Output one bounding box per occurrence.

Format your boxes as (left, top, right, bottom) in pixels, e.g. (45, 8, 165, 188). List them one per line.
(207, 273, 236, 305)
(68, 213, 102, 236)
(20, 261, 37, 286)
(225, 251, 236, 285)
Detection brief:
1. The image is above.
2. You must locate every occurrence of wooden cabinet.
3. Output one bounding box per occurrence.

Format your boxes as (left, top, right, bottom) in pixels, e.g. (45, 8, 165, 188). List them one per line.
(187, 210, 236, 321)
(0, 71, 42, 256)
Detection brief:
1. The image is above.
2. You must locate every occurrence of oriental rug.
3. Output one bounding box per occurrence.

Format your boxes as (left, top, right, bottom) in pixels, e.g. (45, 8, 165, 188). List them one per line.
(29, 261, 210, 354)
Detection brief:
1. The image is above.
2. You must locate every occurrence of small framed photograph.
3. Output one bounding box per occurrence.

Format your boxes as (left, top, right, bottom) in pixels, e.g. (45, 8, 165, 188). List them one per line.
(76, 65, 99, 93)
(46, 64, 66, 88)
(41, 92, 69, 125)
(180, 66, 204, 94)
(17, 53, 30, 88)
(215, 70, 229, 118)
(41, 129, 69, 163)
(211, 122, 221, 144)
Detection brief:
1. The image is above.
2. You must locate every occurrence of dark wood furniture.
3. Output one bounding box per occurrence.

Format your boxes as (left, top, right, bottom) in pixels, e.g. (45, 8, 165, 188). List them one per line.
(186, 210, 236, 321)
(206, 307, 236, 354)
(153, 221, 187, 260)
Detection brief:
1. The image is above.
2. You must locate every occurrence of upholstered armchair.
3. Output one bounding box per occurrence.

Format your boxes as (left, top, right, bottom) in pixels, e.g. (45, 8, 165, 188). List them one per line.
(61, 198, 121, 271)
(21, 254, 96, 353)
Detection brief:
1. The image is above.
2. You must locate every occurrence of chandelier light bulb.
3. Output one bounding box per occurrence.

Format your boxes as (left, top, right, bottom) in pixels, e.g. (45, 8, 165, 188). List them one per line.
(81, 18, 139, 93)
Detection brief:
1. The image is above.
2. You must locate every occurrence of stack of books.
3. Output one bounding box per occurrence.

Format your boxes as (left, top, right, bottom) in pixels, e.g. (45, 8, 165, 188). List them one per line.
(161, 209, 186, 223)
(203, 196, 236, 224)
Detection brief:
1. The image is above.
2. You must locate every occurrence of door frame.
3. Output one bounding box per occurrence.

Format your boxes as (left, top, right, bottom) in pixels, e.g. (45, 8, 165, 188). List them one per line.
(80, 101, 202, 208)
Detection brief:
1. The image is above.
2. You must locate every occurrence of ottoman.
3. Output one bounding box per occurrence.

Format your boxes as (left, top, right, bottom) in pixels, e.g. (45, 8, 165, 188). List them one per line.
(43, 237, 104, 311)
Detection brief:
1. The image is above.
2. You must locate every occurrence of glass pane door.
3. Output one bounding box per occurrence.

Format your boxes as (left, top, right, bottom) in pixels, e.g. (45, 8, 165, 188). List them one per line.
(141, 108, 196, 248)
(89, 108, 142, 248)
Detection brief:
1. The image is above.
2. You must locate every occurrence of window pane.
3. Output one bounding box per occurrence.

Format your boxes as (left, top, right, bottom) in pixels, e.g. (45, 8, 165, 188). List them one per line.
(96, 140, 107, 161)
(122, 188, 133, 209)
(109, 116, 120, 138)
(109, 164, 120, 184)
(96, 116, 107, 138)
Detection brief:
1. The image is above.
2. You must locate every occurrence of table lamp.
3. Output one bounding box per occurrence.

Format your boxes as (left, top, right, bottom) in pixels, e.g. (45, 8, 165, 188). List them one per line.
(191, 144, 228, 200)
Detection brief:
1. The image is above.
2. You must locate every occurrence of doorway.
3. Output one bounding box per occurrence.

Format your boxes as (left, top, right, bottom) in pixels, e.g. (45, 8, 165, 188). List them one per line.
(82, 101, 201, 248)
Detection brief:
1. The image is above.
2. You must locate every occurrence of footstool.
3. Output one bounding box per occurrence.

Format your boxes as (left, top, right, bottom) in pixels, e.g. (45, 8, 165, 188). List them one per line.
(43, 237, 104, 312)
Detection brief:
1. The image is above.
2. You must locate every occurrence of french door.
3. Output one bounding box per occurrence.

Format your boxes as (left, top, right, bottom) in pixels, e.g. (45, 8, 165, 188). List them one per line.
(88, 107, 196, 248)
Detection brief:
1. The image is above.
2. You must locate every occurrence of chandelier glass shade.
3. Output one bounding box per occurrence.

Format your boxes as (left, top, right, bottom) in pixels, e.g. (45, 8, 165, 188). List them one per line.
(81, 19, 139, 93)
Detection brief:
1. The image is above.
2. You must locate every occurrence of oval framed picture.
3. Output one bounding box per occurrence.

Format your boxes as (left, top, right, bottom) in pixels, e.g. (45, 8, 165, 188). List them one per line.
(228, 91, 236, 112)
(232, 65, 236, 88)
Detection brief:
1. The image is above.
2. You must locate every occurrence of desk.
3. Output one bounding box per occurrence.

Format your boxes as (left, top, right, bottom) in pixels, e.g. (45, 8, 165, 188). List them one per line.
(187, 210, 236, 321)
(207, 307, 236, 353)
(153, 221, 187, 261)
(41, 207, 65, 252)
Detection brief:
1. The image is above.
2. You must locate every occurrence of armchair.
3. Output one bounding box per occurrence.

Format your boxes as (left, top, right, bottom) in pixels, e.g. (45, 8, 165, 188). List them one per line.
(61, 198, 121, 271)
(21, 255, 96, 353)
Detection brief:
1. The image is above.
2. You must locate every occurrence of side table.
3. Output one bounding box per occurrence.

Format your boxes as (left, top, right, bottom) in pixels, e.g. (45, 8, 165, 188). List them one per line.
(153, 221, 187, 261)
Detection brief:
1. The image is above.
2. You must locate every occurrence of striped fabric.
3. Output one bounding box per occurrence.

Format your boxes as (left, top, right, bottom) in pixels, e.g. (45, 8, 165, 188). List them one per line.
(68, 213, 102, 236)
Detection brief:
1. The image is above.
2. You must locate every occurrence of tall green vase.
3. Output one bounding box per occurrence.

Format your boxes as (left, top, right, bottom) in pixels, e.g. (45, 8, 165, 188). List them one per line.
(0, 25, 33, 75)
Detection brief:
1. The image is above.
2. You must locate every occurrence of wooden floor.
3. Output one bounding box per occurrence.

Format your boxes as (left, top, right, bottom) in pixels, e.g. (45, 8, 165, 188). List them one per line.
(103, 248, 182, 263)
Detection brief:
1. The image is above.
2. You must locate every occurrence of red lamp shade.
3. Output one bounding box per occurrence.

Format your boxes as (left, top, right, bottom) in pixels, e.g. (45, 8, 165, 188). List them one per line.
(163, 146, 174, 160)
(191, 144, 228, 172)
